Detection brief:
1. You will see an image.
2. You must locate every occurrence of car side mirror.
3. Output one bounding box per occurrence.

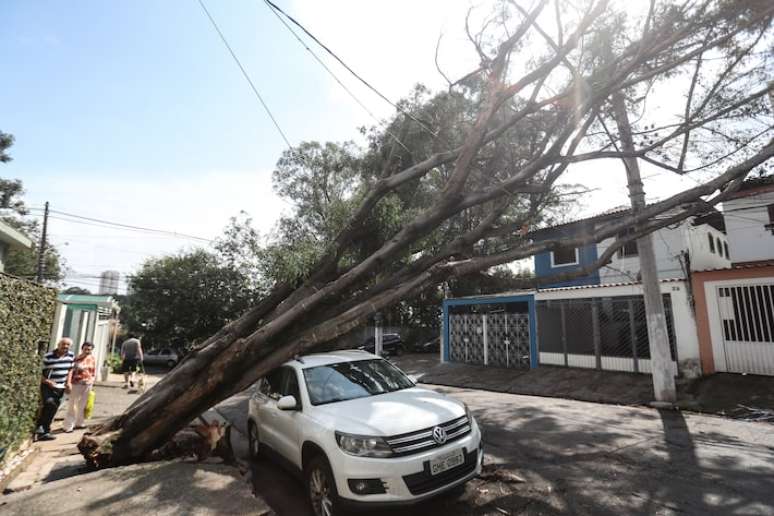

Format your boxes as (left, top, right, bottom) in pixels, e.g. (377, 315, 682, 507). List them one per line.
(277, 395, 299, 411)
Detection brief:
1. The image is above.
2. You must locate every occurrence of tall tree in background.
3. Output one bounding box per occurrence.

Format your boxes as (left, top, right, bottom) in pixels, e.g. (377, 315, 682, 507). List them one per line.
(0, 132, 65, 284)
(81, 0, 774, 467)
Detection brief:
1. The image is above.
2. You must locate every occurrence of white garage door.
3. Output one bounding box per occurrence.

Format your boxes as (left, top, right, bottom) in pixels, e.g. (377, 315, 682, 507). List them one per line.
(715, 282, 774, 375)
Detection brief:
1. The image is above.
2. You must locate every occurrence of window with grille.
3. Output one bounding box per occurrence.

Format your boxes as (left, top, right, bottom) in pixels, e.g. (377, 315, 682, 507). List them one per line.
(551, 246, 578, 267)
(708, 233, 715, 253)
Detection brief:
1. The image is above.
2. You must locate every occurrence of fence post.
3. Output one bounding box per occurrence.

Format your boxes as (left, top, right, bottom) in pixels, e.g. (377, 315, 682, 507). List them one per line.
(560, 302, 568, 367)
(628, 299, 640, 373)
(592, 300, 602, 370)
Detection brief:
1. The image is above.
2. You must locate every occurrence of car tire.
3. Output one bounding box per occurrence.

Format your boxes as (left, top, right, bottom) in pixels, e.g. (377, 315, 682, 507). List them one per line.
(166, 360, 176, 369)
(306, 454, 339, 516)
(247, 421, 260, 461)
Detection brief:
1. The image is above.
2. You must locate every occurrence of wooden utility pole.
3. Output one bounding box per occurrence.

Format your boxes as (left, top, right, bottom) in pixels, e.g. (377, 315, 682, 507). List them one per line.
(611, 93, 677, 403)
(35, 201, 49, 284)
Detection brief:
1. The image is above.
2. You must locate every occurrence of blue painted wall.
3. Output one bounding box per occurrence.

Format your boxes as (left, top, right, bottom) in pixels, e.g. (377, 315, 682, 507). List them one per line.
(532, 226, 600, 288)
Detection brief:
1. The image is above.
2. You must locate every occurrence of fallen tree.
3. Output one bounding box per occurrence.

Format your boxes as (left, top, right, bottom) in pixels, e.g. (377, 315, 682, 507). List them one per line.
(81, 0, 774, 467)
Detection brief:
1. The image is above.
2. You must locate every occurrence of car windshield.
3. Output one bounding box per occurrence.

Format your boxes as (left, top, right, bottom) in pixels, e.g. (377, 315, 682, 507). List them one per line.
(303, 359, 415, 406)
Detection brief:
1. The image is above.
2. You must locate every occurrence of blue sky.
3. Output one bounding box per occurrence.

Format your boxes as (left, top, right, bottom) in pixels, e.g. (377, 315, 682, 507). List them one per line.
(1, 0, 698, 291)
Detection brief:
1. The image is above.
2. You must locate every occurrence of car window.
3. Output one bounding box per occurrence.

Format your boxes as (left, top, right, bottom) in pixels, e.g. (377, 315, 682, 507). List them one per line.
(261, 368, 285, 399)
(160, 349, 170, 355)
(281, 368, 301, 403)
(303, 359, 414, 405)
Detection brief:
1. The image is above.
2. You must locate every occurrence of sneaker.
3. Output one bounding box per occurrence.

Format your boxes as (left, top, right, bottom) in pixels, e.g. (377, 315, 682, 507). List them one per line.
(38, 433, 56, 441)
(122, 384, 129, 389)
(75, 425, 87, 430)
(64, 428, 74, 433)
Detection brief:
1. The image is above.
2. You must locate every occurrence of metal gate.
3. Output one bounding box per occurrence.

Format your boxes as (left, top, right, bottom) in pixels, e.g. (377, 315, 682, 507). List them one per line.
(448, 312, 530, 368)
(715, 282, 774, 376)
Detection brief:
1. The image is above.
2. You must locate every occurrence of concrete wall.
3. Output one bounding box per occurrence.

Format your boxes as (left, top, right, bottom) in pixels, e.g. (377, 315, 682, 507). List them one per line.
(723, 190, 774, 264)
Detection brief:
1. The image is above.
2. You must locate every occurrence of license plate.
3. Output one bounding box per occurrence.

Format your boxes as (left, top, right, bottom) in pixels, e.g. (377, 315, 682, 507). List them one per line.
(429, 449, 464, 476)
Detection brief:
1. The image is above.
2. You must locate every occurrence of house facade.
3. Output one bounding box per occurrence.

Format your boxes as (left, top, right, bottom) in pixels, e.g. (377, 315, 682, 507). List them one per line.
(50, 294, 120, 376)
(441, 207, 727, 378)
(0, 219, 32, 273)
(691, 177, 774, 377)
(531, 207, 730, 287)
(723, 176, 774, 265)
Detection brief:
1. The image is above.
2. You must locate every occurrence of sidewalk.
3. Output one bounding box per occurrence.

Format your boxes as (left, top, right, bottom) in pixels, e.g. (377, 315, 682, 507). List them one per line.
(393, 353, 774, 419)
(4, 371, 164, 493)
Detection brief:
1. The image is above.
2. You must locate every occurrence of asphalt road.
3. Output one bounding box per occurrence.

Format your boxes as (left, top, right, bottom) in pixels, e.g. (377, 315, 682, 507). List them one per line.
(218, 377, 774, 516)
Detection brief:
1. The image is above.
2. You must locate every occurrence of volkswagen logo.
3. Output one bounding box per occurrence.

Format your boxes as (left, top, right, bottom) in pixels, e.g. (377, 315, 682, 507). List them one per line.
(432, 426, 448, 445)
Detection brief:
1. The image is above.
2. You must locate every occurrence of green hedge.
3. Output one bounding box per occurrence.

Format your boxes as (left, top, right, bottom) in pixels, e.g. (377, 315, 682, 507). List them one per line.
(0, 273, 57, 460)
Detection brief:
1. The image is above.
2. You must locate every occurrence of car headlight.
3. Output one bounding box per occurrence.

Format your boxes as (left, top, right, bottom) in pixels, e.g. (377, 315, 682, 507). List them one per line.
(335, 432, 393, 458)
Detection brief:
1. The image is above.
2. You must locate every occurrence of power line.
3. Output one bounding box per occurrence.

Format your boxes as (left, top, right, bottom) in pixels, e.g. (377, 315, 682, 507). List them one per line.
(197, 0, 293, 149)
(27, 207, 213, 242)
(261, 0, 413, 154)
(262, 0, 439, 139)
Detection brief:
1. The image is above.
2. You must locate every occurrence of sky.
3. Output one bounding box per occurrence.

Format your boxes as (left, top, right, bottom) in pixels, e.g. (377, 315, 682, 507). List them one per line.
(1, 0, 700, 292)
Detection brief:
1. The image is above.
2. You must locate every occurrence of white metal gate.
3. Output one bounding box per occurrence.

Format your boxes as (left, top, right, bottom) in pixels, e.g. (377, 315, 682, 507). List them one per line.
(715, 282, 774, 376)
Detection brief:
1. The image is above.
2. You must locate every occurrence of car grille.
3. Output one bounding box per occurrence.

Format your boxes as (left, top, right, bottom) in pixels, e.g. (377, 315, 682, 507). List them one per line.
(385, 415, 471, 457)
(402, 447, 478, 495)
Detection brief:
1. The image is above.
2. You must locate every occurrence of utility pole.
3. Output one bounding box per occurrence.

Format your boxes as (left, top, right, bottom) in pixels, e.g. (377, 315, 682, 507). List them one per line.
(35, 201, 49, 284)
(611, 93, 677, 403)
(374, 312, 383, 357)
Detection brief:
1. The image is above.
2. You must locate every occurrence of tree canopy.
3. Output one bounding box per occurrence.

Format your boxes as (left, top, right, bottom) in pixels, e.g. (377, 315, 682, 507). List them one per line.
(0, 134, 65, 284)
(81, 0, 774, 467)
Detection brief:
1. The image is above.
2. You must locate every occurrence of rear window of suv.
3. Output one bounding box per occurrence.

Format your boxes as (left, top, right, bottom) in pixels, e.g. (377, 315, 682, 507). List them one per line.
(303, 359, 414, 405)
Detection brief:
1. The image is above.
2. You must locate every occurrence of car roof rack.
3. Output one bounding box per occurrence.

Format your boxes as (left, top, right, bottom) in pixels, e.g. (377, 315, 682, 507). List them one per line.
(294, 355, 305, 364)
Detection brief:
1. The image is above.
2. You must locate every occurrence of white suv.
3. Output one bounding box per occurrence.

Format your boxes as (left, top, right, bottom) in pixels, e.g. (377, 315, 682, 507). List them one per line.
(247, 350, 483, 515)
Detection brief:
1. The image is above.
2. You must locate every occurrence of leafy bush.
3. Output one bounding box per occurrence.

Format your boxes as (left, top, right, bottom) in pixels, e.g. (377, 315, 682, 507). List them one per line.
(0, 273, 56, 459)
(106, 353, 122, 374)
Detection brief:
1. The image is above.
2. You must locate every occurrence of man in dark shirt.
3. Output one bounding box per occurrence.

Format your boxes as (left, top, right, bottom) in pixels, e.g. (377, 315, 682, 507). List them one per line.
(35, 338, 74, 441)
(120, 334, 143, 388)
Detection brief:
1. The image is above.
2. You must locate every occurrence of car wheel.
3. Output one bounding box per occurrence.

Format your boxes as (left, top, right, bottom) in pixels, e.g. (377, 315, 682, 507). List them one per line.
(306, 455, 339, 516)
(247, 421, 260, 461)
(166, 360, 176, 369)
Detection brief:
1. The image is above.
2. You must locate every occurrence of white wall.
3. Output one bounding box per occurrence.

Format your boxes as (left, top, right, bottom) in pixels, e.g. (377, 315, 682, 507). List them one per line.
(597, 221, 730, 284)
(685, 224, 731, 271)
(723, 190, 774, 263)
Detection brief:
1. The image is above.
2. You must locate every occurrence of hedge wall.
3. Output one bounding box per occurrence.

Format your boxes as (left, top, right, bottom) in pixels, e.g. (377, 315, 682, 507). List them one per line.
(0, 273, 57, 460)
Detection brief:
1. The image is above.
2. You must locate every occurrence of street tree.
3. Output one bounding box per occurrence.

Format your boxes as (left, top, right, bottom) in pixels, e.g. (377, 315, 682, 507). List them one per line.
(0, 136, 65, 284)
(122, 249, 261, 352)
(81, 0, 774, 467)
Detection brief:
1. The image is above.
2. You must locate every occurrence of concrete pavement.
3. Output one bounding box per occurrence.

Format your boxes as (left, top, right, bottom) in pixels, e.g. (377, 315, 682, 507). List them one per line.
(219, 382, 774, 515)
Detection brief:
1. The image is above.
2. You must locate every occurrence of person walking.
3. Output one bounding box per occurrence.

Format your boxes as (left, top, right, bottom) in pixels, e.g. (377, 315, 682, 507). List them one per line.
(35, 338, 74, 441)
(120, 334, 143, 388)
(64, 341, 96, 432)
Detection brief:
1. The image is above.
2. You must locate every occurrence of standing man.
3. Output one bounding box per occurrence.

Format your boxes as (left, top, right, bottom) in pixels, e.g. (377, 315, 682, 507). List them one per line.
(35, 338, 74, 441)
(120, 334, 143, 389)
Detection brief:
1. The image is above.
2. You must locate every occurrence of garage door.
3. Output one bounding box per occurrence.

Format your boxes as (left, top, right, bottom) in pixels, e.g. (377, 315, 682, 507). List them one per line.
(715, 282, 774, 376)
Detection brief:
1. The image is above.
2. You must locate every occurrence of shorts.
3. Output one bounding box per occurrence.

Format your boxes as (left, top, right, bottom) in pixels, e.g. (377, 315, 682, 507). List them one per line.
(121, 358, 140, 373)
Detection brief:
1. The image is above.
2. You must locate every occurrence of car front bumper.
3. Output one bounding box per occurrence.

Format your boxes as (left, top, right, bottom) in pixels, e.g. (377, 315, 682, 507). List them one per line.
(332, 418, 483, 506)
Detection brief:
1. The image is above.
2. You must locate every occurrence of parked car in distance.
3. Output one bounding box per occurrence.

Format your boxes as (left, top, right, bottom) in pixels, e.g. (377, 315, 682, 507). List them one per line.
(359, 333, 404, 356)
(415, 336, 440, 353)
(247, 350, 482, 516)
(142, 348, 179, 368)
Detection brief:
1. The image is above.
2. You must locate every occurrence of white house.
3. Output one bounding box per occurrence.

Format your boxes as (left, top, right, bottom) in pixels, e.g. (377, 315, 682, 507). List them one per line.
(721, 176, 774, 265)
(597, 210, 731, 284)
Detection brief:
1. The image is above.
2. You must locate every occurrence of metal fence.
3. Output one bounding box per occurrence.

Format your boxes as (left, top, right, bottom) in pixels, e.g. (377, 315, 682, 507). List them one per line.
(536, 294, 677, 372)
(448, 311, 531, 368)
